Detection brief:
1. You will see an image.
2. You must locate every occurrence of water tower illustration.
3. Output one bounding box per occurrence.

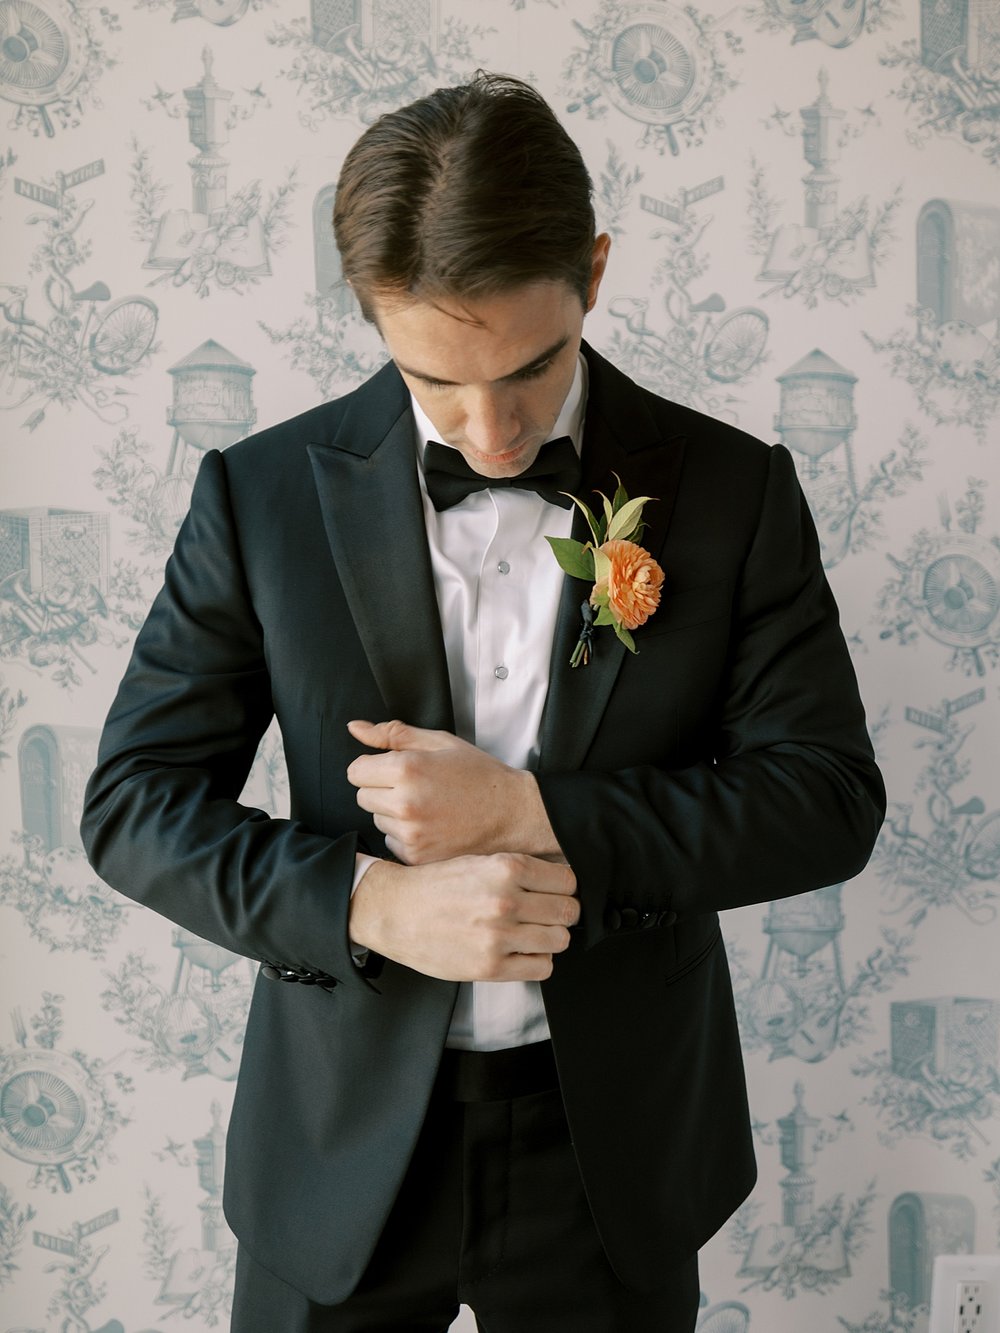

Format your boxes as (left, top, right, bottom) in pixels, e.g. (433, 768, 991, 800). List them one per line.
(762, 885, 845, 983)
(774, 348, 858, 567)
(746, 884, 846, 1054)
(166, 339, 256, 477)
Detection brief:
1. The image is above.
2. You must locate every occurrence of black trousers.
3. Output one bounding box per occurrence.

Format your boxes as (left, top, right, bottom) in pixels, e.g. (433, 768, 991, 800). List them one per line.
(230, 1044, 699, 1333)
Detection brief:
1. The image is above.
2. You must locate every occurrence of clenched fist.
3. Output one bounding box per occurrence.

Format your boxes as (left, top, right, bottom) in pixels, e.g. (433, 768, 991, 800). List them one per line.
(346, 719, 561, 863)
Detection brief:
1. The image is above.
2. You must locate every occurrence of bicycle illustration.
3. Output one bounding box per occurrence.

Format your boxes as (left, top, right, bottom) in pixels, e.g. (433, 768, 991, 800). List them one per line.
(1, 169, 158, 429)
(605, 185, 768, 418)
(874, 689, 1000, 925)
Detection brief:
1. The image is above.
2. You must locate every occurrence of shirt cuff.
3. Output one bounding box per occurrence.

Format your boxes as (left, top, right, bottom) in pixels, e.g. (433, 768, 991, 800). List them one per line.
(349, 853, 381, 966)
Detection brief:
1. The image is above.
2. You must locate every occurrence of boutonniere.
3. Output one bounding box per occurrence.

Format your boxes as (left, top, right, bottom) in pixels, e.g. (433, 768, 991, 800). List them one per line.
(545, 476, 665, 667)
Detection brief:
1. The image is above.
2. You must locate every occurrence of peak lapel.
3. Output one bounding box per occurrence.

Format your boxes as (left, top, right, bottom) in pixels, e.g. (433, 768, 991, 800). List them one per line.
(537, 344, 686, 772)
(307, 368, 454, 732)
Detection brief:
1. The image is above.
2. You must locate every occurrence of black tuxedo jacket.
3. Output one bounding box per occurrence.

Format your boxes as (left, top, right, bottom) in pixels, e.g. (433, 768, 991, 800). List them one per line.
(81, 343, 884, 1304)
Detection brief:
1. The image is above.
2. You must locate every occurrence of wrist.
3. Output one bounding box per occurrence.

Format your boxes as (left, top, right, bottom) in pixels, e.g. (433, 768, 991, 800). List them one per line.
(507, 769, 563, 858)
(349, 858, 405, 955)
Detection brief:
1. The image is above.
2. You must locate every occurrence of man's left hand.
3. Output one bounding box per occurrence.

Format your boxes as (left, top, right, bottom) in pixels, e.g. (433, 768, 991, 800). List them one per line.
(346, 719, 562, 865)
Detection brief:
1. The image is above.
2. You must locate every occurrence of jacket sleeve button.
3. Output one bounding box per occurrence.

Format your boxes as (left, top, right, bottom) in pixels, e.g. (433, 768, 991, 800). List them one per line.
(658, 910, 678, 927)
(261, 964, 281, 981)
(603, 906, 622, 932)
(620, 907, 639, 929)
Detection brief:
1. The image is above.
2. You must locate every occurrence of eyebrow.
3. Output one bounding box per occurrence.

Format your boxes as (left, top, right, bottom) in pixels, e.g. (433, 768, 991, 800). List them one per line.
(395, 336, 570, 387)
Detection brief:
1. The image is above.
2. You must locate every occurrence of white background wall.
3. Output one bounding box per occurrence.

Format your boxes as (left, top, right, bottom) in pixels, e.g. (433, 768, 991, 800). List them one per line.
(1, 2, 999, 1329)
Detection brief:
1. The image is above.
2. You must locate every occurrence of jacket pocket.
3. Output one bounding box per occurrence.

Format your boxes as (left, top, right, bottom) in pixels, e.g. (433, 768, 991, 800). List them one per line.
(663, 927, 722, 988)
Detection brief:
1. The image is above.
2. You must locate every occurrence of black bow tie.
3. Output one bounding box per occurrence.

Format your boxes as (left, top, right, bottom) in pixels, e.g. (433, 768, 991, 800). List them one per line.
(423, 436, 580, 512)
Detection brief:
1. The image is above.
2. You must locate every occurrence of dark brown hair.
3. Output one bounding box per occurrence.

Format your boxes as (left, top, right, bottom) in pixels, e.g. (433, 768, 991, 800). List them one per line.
(333, 72, 596, 321)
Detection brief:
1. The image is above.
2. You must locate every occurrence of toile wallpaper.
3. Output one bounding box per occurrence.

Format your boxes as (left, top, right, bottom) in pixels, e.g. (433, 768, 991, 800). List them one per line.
(1, 1, 999, 1330)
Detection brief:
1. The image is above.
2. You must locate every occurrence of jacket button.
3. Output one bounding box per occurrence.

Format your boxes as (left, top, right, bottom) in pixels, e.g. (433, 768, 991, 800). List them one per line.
(298, 973, 317, 985)
(278, 970, 299, 982)
(640, 912, 658, 929)
(319, 978, 338, 992)
(620, 907, 639, 928)
(658, 910, 678, 927)
(261, 964, 281, 981)
(604, 906, 622, 932)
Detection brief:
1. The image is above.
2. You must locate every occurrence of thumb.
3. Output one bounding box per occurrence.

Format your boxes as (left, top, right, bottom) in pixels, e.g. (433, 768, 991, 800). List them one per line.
(346, 719, 455, 752)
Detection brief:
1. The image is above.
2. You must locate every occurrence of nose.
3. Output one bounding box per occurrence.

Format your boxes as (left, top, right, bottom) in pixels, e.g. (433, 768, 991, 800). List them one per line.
(463, 387, 519, 454)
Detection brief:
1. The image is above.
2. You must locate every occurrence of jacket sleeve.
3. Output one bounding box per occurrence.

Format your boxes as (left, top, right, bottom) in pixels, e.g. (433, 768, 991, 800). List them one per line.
(80, 448, 375, 991)
(534, 443, 886, 950)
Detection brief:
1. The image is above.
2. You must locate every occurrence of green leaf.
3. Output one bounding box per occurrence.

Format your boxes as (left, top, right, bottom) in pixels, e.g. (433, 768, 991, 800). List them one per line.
(592, 545, 611, 586)
(544, 536, 595, 582)
(610, 476, 628, 512)
(565, 494, 602, 545)
(614, 621, 637, 653)
(607, 495, 654, 542)
(601, 491, 614, 530)
(594, 604, 615, 626)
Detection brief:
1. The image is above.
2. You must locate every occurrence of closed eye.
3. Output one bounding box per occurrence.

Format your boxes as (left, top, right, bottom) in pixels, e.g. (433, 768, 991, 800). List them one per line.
(420, 359, 553, 390)
(404, 337, 568, 390)
(511, 358, 555, 382)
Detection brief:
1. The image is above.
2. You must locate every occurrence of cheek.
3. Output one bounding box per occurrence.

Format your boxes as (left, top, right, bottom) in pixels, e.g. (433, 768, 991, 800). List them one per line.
(411, 388, 460, 436)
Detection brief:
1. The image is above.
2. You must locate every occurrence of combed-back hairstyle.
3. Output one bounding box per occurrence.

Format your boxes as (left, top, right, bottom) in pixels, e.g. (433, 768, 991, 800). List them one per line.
(333, 71, 597, 321)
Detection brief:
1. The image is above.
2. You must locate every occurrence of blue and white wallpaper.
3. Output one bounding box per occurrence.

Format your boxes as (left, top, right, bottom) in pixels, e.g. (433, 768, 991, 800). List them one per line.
(1, 2, 998, 1329)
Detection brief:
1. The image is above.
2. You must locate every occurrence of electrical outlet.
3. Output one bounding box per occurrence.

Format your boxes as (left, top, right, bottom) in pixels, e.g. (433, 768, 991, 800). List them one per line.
(929, 1255, 1000, 1333)
(956, 1281, 984, 1333)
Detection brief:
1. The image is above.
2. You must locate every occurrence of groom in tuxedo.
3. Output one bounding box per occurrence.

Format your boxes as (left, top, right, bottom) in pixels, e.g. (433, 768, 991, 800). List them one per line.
(82, 73, 884, 1331)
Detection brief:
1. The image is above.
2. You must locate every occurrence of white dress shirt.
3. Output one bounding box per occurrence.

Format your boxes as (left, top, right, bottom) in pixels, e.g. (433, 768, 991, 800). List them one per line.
(352, 355, 587, 1051)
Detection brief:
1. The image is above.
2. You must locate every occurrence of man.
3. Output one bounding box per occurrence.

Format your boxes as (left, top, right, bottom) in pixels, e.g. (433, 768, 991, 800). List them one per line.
(81, 74, 885, 1331)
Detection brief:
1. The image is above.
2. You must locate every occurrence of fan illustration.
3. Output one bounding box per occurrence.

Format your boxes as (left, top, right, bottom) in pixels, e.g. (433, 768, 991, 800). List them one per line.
(696, 1300, 750, 1333)
(0, 1047, 103, 1186)
(0, 0, 88, 137)
(598, 4, 708, 147)
(881, 489, 1000, 674)
(907, 534, 1000, 649)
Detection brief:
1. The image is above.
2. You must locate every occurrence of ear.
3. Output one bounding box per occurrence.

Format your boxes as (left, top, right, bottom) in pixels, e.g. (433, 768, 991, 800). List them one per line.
(585, 233, 611, 313)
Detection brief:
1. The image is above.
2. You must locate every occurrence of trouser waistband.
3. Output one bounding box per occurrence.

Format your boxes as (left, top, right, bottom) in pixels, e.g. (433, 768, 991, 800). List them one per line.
(435, 1039, 559, 1102)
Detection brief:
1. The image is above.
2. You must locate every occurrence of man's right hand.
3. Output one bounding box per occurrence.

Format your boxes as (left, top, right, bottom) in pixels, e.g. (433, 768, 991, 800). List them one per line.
(348, 853, 579, 982)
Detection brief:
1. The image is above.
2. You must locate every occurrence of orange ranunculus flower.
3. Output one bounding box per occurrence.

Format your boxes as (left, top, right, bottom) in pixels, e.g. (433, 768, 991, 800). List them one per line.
(592, 538, 664, 631)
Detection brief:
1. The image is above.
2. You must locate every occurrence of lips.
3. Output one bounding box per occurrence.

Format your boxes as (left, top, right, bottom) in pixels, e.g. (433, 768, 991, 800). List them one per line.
(461, 435, 550, 474)
(470, 442, 529, 465)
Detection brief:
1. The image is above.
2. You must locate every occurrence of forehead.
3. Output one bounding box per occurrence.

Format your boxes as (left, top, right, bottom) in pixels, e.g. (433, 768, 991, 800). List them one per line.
(371, 281, 583, 385)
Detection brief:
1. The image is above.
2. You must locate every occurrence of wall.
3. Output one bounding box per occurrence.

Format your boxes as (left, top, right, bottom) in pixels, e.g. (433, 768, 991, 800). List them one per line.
(1, 1, 998, 1329)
